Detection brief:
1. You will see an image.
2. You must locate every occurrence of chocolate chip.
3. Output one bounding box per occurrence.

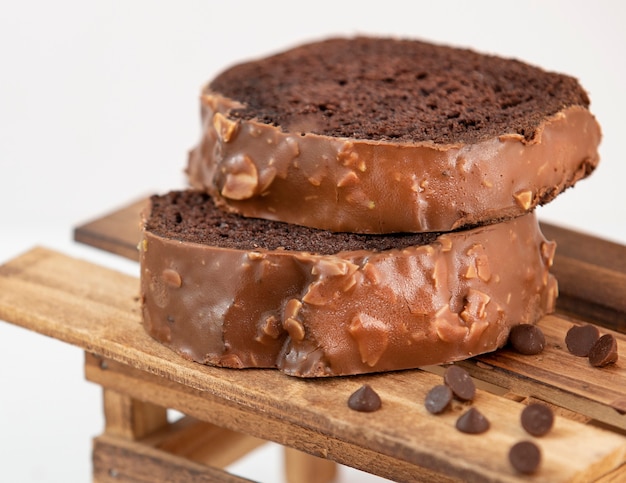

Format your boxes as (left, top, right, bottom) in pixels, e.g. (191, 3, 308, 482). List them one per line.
(565, 324, 600, 357)
(521, 403, 554, 437)
(508, 324, 545, 355)
(588, 334, 619, 367)
(424, 385, 453, 414)
(455, 407, 490, 434)
(443, 365, 476, 401)
(509, 441, 541, 474)
(348, 384, 382, 412)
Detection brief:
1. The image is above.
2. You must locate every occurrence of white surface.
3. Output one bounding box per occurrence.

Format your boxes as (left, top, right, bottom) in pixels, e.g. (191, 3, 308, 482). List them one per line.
(1, 1, 625, 482)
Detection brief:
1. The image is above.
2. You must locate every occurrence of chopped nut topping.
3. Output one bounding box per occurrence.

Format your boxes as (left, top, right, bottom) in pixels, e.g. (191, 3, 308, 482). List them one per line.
(315, 259, 349, 277)
(431, 258, 444, 289)
(220, 154, 259, 200)
(258, 166, 277, 192)
(349, 313, 389, 367)
(337, 142, 359, 167)
(161, 269, 182, 288)
(460, 289, 491, 323)
(283, 317, 306, 342)
(301, 281, 329, 306)
(514, 190, 534, 210)
(260, 315, 282, 340)
(434, 306, 468, 342)
(284, 298, 303, 320)
(337, 171, 359, 187)
(466, 244, 491, 282)
(540, 241, 556, 267)
(212, 112, 238, 143)
(437, 235, 453, 252)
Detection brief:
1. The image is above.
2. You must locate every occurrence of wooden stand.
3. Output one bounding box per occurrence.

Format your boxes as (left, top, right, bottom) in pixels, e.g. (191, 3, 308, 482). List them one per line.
(1, 198, 626, 482)
(88, 354, 336, 483)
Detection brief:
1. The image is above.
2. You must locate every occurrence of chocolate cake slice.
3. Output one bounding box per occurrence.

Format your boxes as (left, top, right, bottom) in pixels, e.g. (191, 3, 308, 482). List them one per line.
(187, 36, 601, 234)
(140, 191, 557, 377)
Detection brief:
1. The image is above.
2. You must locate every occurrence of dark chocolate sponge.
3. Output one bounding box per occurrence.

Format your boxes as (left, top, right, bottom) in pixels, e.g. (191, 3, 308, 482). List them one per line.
(210, 36, 590, 145)
(146, 191, 439, 254)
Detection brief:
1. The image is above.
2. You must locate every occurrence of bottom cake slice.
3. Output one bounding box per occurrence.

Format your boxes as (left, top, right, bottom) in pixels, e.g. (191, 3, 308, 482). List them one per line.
(139, 191, 557, 377)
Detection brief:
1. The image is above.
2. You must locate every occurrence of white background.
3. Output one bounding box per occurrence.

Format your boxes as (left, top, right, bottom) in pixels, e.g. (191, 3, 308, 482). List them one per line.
(1, 1, 625, 482)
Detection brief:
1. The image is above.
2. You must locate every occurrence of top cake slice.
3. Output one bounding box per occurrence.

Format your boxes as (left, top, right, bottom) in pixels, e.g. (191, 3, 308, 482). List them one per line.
(187, 36, 601, 233)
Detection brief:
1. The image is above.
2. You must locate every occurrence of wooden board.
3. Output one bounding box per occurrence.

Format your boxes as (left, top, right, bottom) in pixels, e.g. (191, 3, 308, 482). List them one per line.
(0, 247, 625, 482)
(74, 197, 149, 260)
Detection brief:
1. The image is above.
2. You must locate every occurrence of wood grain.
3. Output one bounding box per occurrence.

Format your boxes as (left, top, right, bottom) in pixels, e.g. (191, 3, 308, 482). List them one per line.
(1, 247, 625, 482)
(92, 433, 255, 483)
(74, 197, 148, 260)
(140, 415, 267, 470)
(102, 389, 168, 440)
(284, 447, 338, 483)
(460, 314, 626, 428)
(541, 222, 626, 330)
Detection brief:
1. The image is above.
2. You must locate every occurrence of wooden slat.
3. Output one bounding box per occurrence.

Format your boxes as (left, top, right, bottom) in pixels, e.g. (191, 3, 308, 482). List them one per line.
(1, 247, 625, 482)
(140, 415, 267, 470)
(84, 345, 449, 482)
(74, 197, 147, 260)
(596, 463, 626, 482)
(465, 314, 626, 428)
(84, 350, 624, 483)
(541, 221, 626, 331)
(539, 223, 626, 275)
(92, 433, 255, 483)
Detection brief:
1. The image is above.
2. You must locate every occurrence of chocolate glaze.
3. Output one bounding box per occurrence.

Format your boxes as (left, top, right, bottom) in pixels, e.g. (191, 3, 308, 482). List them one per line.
(187, 95, 600, 234)
(140, 198, 557, 377)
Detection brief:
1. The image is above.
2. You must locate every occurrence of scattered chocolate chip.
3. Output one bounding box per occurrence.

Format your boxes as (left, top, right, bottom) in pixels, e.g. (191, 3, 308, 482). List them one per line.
(348, 384, 382, 412)
(509, 441, 541, 474)
(508, 324, 545, 355)
(588, 334, 619, 367)
(521, 403, 554, 437)
(443, 365, 476, 401)
(455, 407, 490, 434)
(565, 324, 600, 357)
(424, 385, 453, 414)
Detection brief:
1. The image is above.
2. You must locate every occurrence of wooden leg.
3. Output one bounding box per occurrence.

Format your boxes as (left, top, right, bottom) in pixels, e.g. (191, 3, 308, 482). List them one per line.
(284, 446, 337, 483)
(102, 388, 169, 440)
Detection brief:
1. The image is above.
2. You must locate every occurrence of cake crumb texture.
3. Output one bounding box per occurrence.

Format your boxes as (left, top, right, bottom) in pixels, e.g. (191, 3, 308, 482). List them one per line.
(211, 36, 590, 144)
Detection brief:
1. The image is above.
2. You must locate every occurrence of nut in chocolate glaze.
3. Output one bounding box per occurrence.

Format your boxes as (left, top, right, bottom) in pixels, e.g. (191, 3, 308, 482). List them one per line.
(220, 154, 259, 200)
(213, 112, 238, 143)
(513, 190, 534, 210)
